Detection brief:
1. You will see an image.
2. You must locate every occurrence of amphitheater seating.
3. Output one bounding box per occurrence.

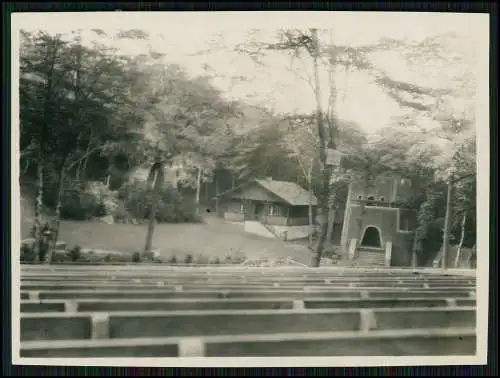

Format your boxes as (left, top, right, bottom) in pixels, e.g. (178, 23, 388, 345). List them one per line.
(19, 264, 477, 357)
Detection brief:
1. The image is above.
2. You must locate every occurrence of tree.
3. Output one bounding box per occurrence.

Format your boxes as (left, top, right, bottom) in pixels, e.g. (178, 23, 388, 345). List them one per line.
(138, 65, 243, 199)
(279, 113, 368, 246)
(143, 156, 165, 258)
(279, 114, 319, 245)
(20, 30, 157, 262)
(237, 29, 336, 266)
(343, 34, 476, 268)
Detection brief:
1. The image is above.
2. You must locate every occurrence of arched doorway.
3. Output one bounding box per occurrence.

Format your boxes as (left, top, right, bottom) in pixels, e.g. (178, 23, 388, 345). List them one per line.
(361, 226, 382, 248)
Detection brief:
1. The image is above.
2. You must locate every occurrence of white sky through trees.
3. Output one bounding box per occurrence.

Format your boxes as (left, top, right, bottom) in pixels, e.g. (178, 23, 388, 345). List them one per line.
(15, 12, 485, 137)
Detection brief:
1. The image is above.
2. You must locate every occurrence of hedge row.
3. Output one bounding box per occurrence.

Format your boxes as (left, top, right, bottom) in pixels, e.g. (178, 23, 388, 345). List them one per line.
(20, 243, 247, 265)
(60, 181, 201, 223)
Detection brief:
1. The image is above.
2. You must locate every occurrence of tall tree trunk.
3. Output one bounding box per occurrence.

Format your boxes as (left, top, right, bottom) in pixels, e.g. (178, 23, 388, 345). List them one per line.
(310, 29, 334, 268)
(307, 166, 313, 246)
(21, 160, 31, 177)
(143, 162, 164, 258)
(205, 179, 210, 208)
(80, 133, 93, 181)
(468, 244, 476, 269)
(75, 162, 81, 181)
(326, 207, 335, 245)
(195, 168, 202, 215)
(215, 175, 220, 216)
(32, 160, 44, 262)
(454, 212, 467, 268)
(442, 176, 453, 270)
(144, 193, 159, 258)
(46, 166, 66, 264)
(31, 37, 61, 263)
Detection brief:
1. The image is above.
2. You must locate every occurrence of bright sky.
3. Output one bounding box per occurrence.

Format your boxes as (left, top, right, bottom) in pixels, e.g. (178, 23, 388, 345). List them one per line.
(13, 12, 488, 136)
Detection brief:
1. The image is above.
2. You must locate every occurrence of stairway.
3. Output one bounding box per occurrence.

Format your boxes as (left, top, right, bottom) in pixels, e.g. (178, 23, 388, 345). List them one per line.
(355, 248, 386, 267)
(243, 221, 277, 238)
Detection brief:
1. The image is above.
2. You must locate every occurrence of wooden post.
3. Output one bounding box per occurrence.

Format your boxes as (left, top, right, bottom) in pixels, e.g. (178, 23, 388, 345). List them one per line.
(340, 181, 353, 253)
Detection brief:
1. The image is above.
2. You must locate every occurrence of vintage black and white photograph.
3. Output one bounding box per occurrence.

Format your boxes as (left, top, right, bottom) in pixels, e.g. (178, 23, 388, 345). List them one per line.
(11, 11, 489, 366)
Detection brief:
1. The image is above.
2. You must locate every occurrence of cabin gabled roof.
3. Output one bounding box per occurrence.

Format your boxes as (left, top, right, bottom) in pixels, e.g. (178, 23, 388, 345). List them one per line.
(217, 178, 318, 206)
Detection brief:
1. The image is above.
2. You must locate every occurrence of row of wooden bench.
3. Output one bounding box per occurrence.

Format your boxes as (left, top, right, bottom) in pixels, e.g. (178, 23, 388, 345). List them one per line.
(21, 297, 476, 312)
(18, 265, 477, 357)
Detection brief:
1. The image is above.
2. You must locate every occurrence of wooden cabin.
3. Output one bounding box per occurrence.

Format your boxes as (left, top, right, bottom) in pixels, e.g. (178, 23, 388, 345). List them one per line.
(216, 178, 318, 240)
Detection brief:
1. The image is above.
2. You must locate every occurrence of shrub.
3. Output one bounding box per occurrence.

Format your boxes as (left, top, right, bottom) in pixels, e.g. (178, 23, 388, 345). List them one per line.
(69, 245, 81, 262)
(323, 245, 342, 259)
(60, 181, 119, 221)
(20, 242, 37, 262)
(132, 252, 141, 263)
(232, 255, 247, 264)
(168, 255, 178, 264)
(195, 254, 209, 265)
(119, 181, 198, 224)
(184, 254, 193, 264)
(86, 182, 119, 214)
(113, 200, 133, 223)
(61, 190, 99, 220)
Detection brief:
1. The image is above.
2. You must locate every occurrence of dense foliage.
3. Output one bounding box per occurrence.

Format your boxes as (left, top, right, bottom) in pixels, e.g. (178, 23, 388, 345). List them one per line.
(19, 28, 477, 267)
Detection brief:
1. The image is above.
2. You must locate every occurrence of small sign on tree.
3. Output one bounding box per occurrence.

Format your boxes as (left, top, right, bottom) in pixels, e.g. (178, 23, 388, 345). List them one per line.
(326, 148, 343, 166)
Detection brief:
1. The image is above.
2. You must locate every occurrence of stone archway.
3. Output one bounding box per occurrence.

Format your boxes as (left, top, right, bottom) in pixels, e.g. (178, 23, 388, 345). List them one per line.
(361, 226, 382, 248)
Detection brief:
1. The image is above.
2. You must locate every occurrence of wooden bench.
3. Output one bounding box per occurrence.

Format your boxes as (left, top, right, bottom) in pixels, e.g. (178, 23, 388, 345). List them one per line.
(21, 307, 475, 342)
(19, 264, 477, 357)
(20, 297, 476, 313)
(20, 328, 476, 357)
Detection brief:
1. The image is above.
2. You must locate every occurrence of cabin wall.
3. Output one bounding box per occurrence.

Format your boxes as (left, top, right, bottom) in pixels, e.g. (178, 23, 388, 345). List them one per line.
(223, 200, 245, 222)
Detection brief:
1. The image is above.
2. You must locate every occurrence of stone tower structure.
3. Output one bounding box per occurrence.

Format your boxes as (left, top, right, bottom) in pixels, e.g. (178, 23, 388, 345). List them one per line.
(340, 175, 417, 266)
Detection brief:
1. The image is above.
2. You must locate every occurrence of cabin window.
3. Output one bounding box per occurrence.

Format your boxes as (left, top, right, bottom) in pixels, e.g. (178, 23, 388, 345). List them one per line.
(268, 204, 281, 216)
(240, 202, 248, 214)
